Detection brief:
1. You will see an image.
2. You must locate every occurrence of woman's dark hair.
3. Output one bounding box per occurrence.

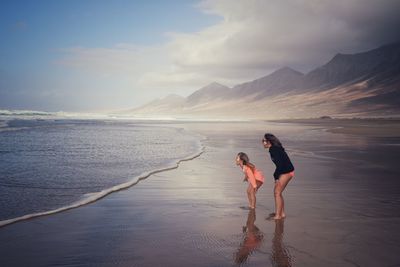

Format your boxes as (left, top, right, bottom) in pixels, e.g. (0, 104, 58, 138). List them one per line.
(237, 152, 255, 170)
(264, 133, 283, 148)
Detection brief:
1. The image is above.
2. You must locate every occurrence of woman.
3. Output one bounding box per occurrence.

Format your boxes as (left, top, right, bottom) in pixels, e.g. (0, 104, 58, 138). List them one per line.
(236, 152, 265, 209)
(263, 133, 294, 220)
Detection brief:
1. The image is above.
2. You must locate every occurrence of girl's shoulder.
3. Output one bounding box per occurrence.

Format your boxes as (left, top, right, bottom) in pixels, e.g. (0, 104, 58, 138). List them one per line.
(243, 165, 253, 174)
(244, 164, 257, 174)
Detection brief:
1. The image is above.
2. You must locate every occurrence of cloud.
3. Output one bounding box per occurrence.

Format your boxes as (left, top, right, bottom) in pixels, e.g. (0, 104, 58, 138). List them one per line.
(168, 0, 400, 77)
(59, 0, 400, 96)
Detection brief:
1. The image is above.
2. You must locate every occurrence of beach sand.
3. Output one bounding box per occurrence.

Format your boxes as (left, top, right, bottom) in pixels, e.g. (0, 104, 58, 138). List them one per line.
(271, 118, 400, 137)
(1, 121, 400, 267)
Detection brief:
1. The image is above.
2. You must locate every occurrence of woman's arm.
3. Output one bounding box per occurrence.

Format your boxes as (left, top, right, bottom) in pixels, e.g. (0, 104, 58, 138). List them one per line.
(271, 147, 287, 179)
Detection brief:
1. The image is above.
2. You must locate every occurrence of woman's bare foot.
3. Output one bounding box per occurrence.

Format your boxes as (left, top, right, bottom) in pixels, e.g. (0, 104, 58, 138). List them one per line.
(266, 213, 276, 220)
(266, 213, 285, 220)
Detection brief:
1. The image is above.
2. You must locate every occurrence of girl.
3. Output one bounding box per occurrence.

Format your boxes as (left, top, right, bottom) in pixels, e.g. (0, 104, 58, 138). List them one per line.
(236, 152, 265, 209)
(262, 133, 295, 220)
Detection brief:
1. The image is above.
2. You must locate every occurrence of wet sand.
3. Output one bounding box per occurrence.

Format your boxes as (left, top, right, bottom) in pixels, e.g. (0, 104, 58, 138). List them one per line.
(271, 118, 400, 137)
(1, 121, 400, 267)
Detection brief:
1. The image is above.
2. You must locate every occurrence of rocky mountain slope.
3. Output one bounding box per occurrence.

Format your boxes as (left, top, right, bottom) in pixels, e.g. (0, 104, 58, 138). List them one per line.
(126, 42, 400, 119)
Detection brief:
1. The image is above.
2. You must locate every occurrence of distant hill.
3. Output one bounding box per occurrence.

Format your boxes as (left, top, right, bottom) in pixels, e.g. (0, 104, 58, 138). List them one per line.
(125, 42, 400, 119)
(230, 67, 304, 99)
(186, 82, 231, 105)
(303, 42, 400, 90)
(125, 94, 185, 116)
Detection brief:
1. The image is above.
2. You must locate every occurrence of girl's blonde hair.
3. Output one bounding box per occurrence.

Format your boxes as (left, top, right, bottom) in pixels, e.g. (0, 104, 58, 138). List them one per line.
(237, 152, 255, 171)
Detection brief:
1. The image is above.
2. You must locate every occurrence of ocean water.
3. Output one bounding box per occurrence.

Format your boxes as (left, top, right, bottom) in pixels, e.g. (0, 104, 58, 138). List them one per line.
(0, 118, 203, 224)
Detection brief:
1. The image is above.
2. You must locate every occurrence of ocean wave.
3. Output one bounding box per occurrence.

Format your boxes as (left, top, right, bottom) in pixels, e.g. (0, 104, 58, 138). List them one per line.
(0, 109, 53, 116)
(0, 138, 205, 228)
(0, 181, 105, 190)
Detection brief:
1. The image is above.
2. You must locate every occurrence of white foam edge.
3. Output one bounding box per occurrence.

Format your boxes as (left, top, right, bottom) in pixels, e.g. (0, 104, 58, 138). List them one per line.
(0, 142, 205, 228)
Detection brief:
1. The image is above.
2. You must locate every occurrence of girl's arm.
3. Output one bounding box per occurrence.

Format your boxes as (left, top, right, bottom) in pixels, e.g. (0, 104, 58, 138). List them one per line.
(245, 167, 257, 189)
(242, 166, 248, 182)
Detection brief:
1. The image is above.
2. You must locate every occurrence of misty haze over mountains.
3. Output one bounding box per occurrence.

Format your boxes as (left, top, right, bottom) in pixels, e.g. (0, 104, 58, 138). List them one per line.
(126, 42, 400, 119)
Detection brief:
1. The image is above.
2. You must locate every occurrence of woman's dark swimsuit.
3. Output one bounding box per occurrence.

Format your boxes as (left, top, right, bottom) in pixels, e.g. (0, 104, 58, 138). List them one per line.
(269, 146, 294, 180)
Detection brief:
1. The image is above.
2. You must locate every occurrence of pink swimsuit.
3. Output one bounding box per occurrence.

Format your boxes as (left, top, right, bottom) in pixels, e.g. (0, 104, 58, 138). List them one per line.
(243, 165, 265, 189)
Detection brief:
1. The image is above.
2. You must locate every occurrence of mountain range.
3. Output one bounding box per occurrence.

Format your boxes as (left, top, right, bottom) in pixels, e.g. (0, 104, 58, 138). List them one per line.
(124, 42, 400, 119)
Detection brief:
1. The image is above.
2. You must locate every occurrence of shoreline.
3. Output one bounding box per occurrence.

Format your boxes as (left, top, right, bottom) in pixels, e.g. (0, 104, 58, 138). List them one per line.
(0, 138, 205, 229)
(1, 117, 398, 229)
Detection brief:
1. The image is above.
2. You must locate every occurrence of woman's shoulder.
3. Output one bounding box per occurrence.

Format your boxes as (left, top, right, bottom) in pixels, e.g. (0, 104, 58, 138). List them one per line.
(269, 145, 284, 152)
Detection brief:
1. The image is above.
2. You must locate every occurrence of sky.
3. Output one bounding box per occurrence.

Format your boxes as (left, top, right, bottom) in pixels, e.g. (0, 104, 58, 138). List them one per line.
(1, 0, 400, 112)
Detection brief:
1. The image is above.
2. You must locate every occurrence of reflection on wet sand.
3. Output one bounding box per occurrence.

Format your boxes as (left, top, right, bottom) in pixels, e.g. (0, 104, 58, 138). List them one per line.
(234, 209, 264, 264)
(271, 219, 293, 267)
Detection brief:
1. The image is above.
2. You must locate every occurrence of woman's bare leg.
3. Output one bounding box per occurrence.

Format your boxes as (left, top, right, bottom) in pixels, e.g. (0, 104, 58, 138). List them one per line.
(273, 173, 293, 219)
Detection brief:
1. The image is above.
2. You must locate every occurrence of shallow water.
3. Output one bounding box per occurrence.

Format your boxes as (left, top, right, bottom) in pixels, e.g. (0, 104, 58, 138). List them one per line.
(0, 118, 202, 222)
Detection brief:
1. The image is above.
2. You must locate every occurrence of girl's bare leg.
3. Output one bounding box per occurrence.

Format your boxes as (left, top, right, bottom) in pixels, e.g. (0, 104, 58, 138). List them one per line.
(247, 185, 252, 208)
(247, 185, 256, 209)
